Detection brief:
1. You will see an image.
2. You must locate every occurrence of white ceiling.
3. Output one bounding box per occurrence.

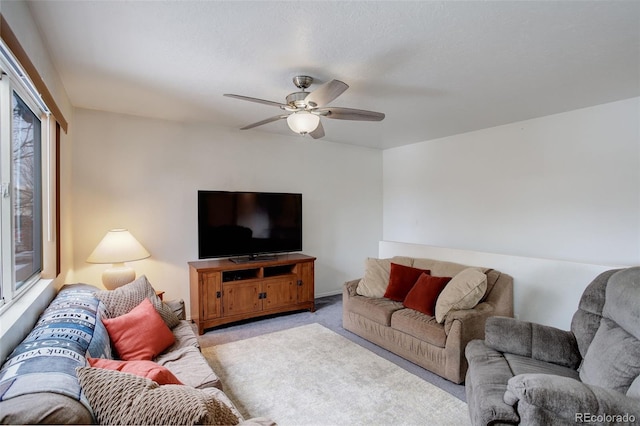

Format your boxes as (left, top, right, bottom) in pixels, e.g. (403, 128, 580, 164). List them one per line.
(27, 1, 640, 150)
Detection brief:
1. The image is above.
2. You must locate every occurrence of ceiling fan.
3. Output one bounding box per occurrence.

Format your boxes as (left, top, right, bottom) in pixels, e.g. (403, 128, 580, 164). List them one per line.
(224, 75, 385, 139)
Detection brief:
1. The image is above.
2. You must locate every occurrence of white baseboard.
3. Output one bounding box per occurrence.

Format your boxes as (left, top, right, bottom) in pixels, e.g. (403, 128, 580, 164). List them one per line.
(315, 289, 343, 299)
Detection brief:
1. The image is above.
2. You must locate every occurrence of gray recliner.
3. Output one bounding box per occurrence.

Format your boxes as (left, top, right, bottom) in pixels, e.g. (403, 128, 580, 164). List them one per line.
(465, 267, 640, 425)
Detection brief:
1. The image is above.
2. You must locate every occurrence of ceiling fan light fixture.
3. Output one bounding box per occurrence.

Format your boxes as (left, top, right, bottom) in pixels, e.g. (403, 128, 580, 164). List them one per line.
(225, 76, 384, 140)
(287, 111, 320, 135)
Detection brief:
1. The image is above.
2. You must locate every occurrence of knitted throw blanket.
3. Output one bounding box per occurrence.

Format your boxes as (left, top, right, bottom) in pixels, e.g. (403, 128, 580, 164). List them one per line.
(0, 284, 111, 410)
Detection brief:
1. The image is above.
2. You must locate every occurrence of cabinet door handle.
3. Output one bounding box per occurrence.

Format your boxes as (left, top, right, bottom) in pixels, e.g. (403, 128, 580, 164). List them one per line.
(216, 291, 221, 298)
(297, 280, 303, 286)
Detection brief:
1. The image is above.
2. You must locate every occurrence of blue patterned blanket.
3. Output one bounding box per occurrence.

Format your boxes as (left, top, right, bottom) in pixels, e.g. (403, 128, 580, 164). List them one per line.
(0, 284, 111, 410)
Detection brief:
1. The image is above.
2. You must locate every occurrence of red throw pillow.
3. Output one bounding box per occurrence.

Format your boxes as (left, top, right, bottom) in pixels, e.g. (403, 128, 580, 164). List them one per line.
(102, 298, 175, 361)
(88, 357, 183, 385)
(403, 273, 452, 316)
(384, 263, 431, 302)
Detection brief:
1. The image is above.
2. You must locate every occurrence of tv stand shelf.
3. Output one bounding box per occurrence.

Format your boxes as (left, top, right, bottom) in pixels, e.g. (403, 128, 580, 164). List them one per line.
(188, 253, 315, 334)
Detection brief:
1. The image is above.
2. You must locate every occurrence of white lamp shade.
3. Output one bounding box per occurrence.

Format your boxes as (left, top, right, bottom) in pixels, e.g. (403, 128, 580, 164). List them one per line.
(87, 229, 150, 290)
(87, 229, 150, 264)
(287, 111, 320, 134)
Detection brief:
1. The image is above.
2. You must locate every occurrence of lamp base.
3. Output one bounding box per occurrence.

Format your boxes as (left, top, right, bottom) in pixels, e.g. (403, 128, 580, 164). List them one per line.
(102, 263, 136, 290)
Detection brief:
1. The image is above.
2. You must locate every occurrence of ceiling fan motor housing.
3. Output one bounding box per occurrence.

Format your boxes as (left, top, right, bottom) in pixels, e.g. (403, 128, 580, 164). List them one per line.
(287, 76, 314, 109)
(286, 92, 309, 109)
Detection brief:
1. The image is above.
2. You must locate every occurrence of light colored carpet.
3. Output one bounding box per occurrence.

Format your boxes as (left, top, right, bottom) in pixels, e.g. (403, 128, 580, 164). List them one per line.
(202, 323, 470, 426)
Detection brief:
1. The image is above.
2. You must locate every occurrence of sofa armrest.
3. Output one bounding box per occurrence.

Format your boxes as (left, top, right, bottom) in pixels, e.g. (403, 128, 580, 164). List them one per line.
(506, 374, 640, 425)
(343, 279, 360, 297)
(444, 302, 495, 335)
(485, 316, 581, 369)
(165, 299, 186, 320)
(444, 303, 506, 384)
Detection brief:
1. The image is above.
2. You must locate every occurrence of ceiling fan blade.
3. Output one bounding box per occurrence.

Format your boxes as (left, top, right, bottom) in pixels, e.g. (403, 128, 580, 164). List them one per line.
(240, 115, 288, 130)
(224, 94, 287, 109)
(318, 107, 385, 121)
(304, 80, 349, 108)
(309, 121, 325, 139)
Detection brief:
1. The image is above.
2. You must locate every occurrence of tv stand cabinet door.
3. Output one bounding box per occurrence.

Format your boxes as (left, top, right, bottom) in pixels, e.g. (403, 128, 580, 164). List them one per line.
(264, 278, 297, 310)
(297, 261, 315, 305)
(202, 272, 222, 321)
(223, 281, 261, 316)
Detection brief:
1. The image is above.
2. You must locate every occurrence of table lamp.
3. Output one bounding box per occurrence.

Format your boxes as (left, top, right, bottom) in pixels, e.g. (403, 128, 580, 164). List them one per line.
(86, 228, 151, 290)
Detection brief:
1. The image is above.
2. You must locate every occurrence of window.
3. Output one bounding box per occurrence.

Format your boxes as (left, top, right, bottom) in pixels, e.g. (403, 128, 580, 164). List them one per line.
(0, 42, 51, 308)
(11, 92, 43, 289)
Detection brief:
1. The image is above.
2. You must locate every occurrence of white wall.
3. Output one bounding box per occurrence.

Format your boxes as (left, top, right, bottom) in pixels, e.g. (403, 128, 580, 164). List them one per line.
(382, 98, 639, 326)
(70, 109, 382, 313)
(383, 98, 640, 266)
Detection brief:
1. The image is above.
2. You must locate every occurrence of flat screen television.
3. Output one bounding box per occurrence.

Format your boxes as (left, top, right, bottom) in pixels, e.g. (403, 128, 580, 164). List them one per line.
(198, 190, 302, 261)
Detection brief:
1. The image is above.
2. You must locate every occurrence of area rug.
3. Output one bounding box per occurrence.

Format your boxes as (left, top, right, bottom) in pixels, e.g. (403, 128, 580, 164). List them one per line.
(202, 323, 470, 426)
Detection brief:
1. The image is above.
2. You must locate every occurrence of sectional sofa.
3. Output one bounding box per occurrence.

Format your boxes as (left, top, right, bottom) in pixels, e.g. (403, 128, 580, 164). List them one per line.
(0, 276, 273, 425)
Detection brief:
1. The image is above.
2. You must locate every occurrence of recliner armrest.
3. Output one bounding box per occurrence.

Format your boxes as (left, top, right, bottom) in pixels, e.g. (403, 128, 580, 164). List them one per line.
(506, 374, 640, 425)
(485, 316, 581, 369)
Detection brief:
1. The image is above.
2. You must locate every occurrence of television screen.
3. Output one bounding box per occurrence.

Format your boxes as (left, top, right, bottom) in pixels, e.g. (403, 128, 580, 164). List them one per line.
(198, 191, 302, 260)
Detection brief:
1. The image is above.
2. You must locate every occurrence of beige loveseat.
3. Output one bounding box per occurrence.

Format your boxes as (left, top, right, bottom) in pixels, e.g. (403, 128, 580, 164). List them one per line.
(343, 257, 513, 384)
(0, 277, 273, 425)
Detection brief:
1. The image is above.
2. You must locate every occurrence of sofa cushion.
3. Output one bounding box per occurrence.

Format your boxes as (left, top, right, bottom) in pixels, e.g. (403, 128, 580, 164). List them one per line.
(579, 318, 640, 394)
(403, 273, 451, 316)
(570, 269, 619, 358)
(76, 367, 240, 425)
(355, 257, 413, 298)
(165, 319, 201, 351)
(480, 269, 501, 302)
(602, 267, 640, 340)
(88, 358, 183, 385)
(95, 275, 180, 328)
(435, 268, 487, 323)
(390, 309, 446, 348)
(579, 267, 640, 394)
(0, 393, 93, 425)
(347, 295, 404, 326)
(102, 298, 175, 360)
(155, 345, 223, 390)
(383, 263, 430, 302)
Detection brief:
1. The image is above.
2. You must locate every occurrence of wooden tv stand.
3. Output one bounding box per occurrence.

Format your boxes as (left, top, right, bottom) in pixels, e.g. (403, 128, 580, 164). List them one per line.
(188, 253, 315, 334)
